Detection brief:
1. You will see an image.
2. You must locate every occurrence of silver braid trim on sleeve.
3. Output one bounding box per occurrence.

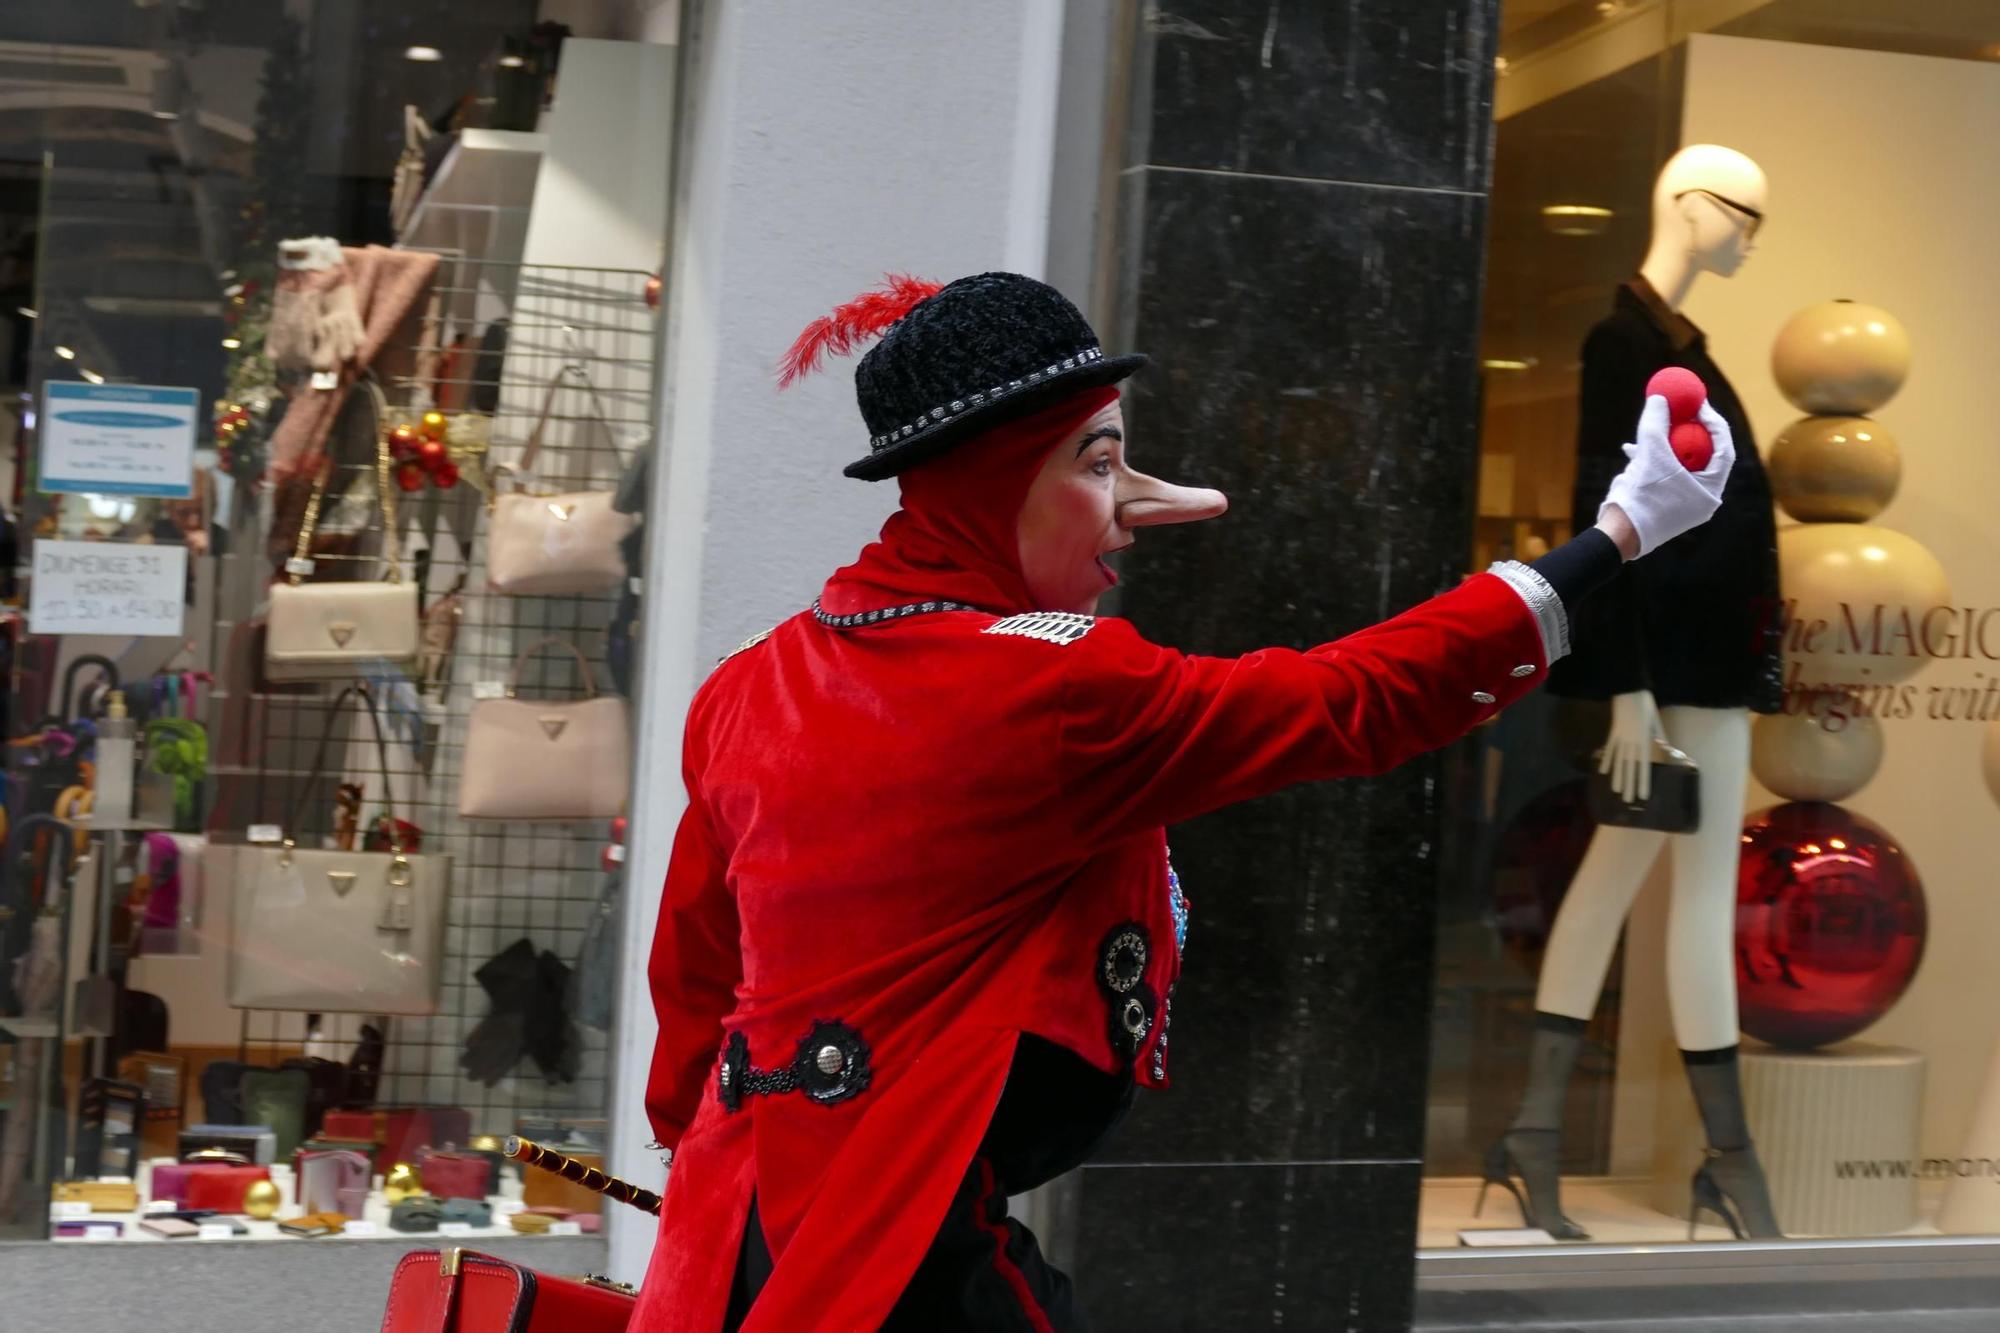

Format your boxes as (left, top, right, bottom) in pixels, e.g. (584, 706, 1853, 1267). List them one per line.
(1485, 560, 1570, 664)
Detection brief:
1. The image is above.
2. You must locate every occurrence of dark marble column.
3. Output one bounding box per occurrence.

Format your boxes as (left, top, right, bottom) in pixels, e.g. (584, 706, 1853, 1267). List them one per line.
(1076, 4, 1499, 1329)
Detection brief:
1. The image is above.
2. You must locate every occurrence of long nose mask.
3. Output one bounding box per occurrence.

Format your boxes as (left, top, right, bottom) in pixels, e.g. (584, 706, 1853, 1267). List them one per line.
(1115, 470, 1229, 528)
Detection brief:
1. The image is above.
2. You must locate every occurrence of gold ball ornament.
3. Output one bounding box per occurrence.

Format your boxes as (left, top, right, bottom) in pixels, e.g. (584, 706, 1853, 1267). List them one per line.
(1768, 415, 1901, 523)
(1772, 299, 1911, 415)
(383, 1162, 422, 1205)
(242, 1179, 282, 1220)
(1752, 710, 1884, 803)
(1780, 523, 1950, 687)
(419, 410, 448, 441)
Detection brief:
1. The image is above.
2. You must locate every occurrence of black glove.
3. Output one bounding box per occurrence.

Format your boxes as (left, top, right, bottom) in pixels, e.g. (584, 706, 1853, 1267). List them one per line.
(523, 949, 581, 1085)
(460, 939, 538, 1087)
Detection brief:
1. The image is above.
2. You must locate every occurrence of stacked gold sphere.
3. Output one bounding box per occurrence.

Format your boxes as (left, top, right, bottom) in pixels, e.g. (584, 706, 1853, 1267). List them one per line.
(1755, 299, 1944, 802)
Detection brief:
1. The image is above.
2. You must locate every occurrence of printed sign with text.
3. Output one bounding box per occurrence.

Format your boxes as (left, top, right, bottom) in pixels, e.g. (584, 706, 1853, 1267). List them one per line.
(40, 381, 199, 497)
(29, 540, 187, 638)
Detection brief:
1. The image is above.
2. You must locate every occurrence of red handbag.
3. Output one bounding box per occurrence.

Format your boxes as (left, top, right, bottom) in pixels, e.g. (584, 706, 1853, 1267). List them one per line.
(383, 1107, 472, 1166)
(419, 1149, 491, 1200)
(322, 1109, 379, 1142)
(184, 1164, 272, 1212)
(380, 1249, 633, 1333)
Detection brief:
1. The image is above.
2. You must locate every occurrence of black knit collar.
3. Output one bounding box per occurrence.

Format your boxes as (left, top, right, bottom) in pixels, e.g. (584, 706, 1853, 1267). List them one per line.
(1620, 275, 1703, 353)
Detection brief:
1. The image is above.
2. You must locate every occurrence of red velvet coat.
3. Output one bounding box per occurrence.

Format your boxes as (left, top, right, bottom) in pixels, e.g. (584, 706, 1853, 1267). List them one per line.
(635, 573, 1548, 1331)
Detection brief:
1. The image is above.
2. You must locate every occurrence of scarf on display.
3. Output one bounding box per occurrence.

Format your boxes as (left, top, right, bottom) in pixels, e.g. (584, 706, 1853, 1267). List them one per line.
(816, 385, 1119, 620)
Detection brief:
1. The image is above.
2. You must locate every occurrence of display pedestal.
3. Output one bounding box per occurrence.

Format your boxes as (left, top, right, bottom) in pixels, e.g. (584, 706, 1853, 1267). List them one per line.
(1650, 1043, 1924, 1236)
(1938, 1038, 2000, 1232)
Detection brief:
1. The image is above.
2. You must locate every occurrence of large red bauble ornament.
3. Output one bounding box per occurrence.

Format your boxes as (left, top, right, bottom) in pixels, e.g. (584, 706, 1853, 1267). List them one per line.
(431, 460, 460, 489)
(1735, 802, 1926, 1048)
(644, 274, 662, 310)
(1490, 780, 1597, 968)
(394, 461, 426, 493)
(417, 437, 447, 468)
(388, 423, 420, 458)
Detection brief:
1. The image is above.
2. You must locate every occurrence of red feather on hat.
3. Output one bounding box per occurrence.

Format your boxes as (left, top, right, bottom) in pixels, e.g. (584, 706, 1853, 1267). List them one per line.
(778, 273, 943, 388)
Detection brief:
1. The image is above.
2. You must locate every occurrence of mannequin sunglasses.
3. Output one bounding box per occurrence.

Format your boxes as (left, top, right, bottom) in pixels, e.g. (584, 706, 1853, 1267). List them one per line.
(1674, 188, 1763, 239)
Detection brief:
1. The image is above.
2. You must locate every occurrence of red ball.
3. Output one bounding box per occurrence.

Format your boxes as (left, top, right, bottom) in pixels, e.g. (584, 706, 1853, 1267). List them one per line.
(610, 816, 628, 844)
(1736, 802, 1927, 1049)
(417, 437, 447, 467)
(431, 460, 460, 489)
(1646, 366, 1707, 422)
(394, 461, 426, 493)
(387, 424, 420, 459)
(1670, 420, 1715, 471)
(644, 274, 663, 310)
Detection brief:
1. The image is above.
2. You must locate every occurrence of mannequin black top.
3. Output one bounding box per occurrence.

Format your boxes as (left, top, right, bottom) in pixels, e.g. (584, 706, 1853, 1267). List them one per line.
(1547, 277, 1783, 714)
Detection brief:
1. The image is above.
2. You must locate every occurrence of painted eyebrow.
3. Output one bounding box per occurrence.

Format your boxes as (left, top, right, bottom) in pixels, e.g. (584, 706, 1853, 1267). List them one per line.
(1075, 424, 1123, 456)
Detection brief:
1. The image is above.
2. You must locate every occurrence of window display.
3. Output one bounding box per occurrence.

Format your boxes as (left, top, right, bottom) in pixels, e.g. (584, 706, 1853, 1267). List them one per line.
(1429, 0, 2000, 1264)
(0, 6, 669, 1259)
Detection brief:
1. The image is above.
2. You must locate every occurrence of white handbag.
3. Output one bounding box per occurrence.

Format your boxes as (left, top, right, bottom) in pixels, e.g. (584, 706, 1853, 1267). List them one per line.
(265, 383, 419, 680)
(459, 637, 631, 822)
(228, 685, 448, 1014)
(485, 365, 636, 596)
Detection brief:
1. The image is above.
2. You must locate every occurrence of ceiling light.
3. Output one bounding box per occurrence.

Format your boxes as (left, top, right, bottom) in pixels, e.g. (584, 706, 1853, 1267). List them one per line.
(220, 337, 241, 350)
(54, 344, 75, 360)
(15, 306, 34, 319)
(405, 45, 444, 62)
(1494, 56, 1510, 75)
(1541, 203, 1615, 236)
(498, 54, 526, 69)
(151, 109, 179, 121)
(1482, 358, 1535, 373)
(1596, 1, 1623, 14)
(79, 368, 105, 385)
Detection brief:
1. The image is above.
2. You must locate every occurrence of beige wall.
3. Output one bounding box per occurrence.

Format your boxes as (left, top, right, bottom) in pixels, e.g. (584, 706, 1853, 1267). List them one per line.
(1672, 33, 2000, 1162)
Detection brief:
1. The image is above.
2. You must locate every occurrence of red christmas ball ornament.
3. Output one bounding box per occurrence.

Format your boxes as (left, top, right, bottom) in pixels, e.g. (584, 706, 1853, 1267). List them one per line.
(1646, 366, 1707, 423)
(417, 436, 447, 469)
(1670, 420, 1715, 471)
(644, 274, 662, 310)
(388, 424, 420, 459)
(611, 815, 628, 844)
(1735, 802, 1927, 1048)
(431, 460, 460, 489)
(394, 461, 426, 493)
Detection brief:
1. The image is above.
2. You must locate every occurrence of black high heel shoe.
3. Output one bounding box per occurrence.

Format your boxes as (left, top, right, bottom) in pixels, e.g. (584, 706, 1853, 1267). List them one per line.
(1475, 1129, 1589, 1240)
(1686, 1147, 1782, 1240)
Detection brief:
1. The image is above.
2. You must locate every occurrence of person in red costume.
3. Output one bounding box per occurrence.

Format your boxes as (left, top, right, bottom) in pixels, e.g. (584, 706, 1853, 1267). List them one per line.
(636, 273, 1734, 1331)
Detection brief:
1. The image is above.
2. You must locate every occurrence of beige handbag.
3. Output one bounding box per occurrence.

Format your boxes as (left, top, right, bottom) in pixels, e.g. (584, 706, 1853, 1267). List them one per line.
(266, 384, 419, 680)
(459, 638, 631, 821)
(486, 365, 636, 596)
(228, 685, 448, 1014)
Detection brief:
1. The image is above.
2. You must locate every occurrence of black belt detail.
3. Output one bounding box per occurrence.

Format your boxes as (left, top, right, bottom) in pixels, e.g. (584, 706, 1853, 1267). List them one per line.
(718, 1019, 873, 1113)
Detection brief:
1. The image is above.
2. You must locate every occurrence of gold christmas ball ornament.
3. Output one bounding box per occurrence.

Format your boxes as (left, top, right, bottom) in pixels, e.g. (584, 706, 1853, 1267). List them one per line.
(243, 1179, 282, 1220)
(383, 1162, 422, 1205)
(1771, 299, 1911, 415)
(1779, 523, 1950, 687)
(1752, 711, 1884, 803)
(469, 1135, 503, 1154)
(419, 410, 448, 440)
(1769, 415, 1901, 523)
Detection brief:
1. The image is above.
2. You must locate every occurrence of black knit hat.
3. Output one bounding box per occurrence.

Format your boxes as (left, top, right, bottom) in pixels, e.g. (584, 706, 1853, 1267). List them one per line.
(778, 272, 1147, 481)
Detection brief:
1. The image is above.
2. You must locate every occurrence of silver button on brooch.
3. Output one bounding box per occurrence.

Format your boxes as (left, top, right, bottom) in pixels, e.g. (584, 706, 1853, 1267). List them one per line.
(816, 1045, 845, 1077)
(1511, 664, 1536, 677)
(1472, 691, 1497, 704)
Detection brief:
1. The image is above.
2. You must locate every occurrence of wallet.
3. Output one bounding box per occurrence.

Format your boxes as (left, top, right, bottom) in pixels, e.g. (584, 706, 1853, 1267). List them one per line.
(321, 1109, 379, 1142)
(56, 1219, 124, 1238)
(52, 1180, 140, 1213)
(508, 1211, 556, 1235)
(389, 1195, 442, 1233)
(180, 1125, 277, 1165)
(139, 1216, 200, 1238)
(184, 1164, 271, 1213)
(1588, 738, 1701, 834)
(278, 1212, 347, 1238)
(438, 1196, 492, 1227)
(419, 1148, 492, 1201)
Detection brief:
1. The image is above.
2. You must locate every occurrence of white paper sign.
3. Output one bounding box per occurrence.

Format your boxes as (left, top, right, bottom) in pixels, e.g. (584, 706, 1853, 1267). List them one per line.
(29, 540, 187, 637)
(40, 382, 199, 497)
(342, 1221, 379, 1238)
(549, 1221, 582, 1237)
(83, 1224, 120, 1241)
(50, 1201, 92, 1220)
(439, 1222, 475, 1237)
(143, 1200, 176, 1215)
(197, 1223, 235, 1240)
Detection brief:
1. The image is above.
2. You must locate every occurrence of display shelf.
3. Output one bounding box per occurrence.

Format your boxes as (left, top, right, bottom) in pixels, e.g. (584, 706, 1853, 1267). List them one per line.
(397, 129, 546, 330)
(0, 1016, 60, 1039)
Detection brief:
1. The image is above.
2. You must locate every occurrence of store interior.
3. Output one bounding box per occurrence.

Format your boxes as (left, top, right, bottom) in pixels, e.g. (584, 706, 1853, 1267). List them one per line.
(1428, 0, 2000, 1251)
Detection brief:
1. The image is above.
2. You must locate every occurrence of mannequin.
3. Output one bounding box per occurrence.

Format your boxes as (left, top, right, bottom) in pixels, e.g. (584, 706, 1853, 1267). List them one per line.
(1483, 145, 1784, 1241)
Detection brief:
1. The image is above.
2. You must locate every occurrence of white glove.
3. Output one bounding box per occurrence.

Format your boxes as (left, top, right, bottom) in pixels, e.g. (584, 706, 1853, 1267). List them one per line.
(1600, 689, 1667, 803)
(1598, 396, 1735, 557)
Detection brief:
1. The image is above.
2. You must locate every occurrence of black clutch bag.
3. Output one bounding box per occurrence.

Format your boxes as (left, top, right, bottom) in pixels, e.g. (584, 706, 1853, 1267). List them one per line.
(1588, 738, 1701, 834)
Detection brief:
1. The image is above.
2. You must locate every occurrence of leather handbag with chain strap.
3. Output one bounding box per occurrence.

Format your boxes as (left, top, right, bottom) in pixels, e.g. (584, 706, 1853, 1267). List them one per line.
(458, 638, 630, 822)
(485, 364, 636, 596)
(226, 685, 447, 1014)
(265, 381, 419, 681)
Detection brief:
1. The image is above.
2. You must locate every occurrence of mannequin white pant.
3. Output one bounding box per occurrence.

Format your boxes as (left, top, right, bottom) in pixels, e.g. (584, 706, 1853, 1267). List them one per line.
(1536, 705, 1750, 1052)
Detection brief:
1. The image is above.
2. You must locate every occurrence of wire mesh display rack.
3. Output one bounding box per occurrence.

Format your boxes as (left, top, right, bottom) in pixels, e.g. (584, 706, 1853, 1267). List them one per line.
(207, 257, 658, 1137)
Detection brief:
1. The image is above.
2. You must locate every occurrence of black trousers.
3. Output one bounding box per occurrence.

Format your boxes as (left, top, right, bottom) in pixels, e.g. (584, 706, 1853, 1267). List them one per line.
(722, 1155, 1087, 1331)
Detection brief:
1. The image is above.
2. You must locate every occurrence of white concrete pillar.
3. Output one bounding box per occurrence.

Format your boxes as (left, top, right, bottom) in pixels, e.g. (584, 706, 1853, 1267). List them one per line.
(607, 0, 1067, 1282)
